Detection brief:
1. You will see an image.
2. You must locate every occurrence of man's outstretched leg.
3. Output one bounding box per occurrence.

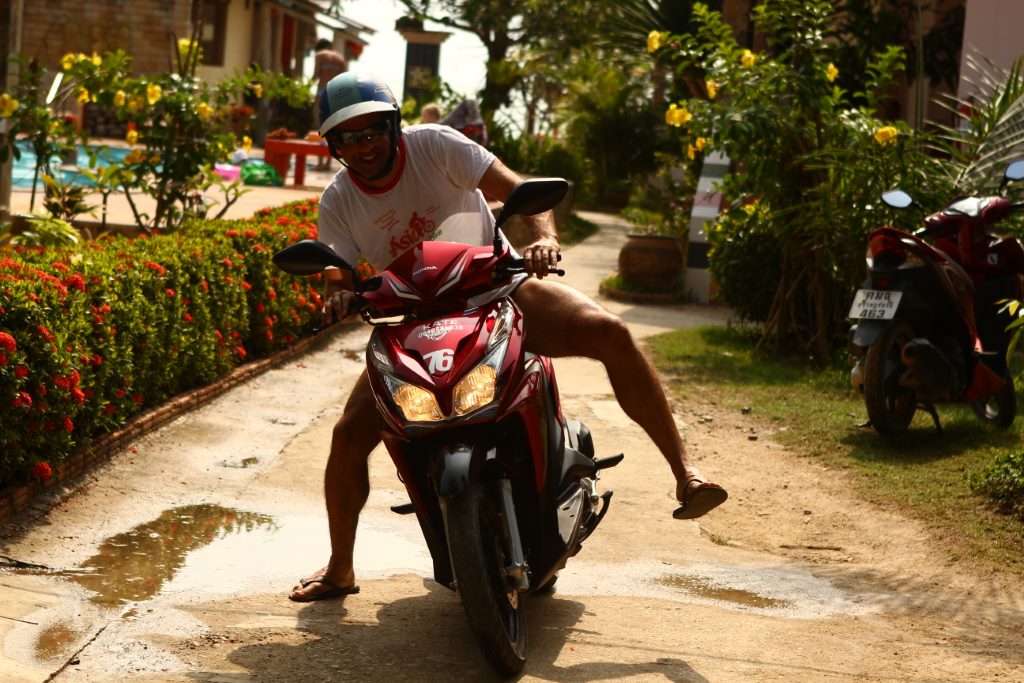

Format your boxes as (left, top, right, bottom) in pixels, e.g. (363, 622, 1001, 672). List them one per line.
(513, 279, 727, 517)
(290, 371, 381, 601)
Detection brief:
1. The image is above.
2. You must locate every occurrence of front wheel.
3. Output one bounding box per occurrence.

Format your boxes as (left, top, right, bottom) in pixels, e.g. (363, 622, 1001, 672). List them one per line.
(863, 319, 917, 436)
(971, 373, 1016, 427)
(445, 482, 527, 675)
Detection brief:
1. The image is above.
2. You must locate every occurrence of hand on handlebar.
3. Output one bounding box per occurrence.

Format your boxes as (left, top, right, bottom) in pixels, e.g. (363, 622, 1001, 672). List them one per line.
(322, 289, 360, 327)
(521, 238, 562, 279)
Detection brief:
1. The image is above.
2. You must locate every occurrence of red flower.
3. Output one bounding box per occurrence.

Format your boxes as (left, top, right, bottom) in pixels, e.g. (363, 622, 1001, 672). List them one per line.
(62, 416, 74, 432)
(133, 392, 143, 405)
(255, 302, 264, 313)
(70, 387, 85, 404)
(15, 365, 28, 378)
(241, 281, 252, 291)
(267, 288, 277, 300)
(244, 229, 257, 239)
(225, 230, 239, 238)
(12, 391, 32, 408)
(62, 274, 86, 292)
(183, 312, 193, 323)
(32, 461, 53, 481)
(236, 345, 247, 359)
(201, 279, 209, 292)
(222, 258, 234, 268)
(37, 325, 55, 342)
(143, 261, 167, 276)
(166, 288, 176, 297)
(51, 262, 69, 272)
(1, 331, 21, 351)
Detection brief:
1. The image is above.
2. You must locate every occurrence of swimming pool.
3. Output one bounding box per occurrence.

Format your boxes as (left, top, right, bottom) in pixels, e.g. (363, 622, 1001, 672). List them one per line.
(11, 142, 132, 190)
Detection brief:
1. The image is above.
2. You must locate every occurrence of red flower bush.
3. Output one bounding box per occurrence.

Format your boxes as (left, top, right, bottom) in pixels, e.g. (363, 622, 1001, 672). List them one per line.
(0, 199, 323, 485)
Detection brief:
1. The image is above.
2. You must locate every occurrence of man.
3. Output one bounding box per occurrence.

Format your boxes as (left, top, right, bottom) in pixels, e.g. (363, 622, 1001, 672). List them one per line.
(311, 39, 347, 171)
(290, 73, 727, 602)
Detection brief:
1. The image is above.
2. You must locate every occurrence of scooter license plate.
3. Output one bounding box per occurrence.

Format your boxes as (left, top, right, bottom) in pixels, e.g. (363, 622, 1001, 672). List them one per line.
(849, 289, 902, 320)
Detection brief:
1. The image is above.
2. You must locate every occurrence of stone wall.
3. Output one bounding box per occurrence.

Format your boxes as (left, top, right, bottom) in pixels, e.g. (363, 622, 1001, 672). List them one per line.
(21, 0, 192, 76)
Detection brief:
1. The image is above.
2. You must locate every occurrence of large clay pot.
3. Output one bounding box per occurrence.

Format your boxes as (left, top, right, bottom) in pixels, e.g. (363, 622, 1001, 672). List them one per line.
(618, 234, 684, 293)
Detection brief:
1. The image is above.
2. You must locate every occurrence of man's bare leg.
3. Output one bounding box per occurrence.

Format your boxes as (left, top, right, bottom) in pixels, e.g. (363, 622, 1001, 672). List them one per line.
(290, 371, 381, 601)
(513, 279, 726, 512)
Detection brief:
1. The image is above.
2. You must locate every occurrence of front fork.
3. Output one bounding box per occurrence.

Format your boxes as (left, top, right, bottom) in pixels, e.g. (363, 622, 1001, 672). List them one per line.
(497, 477, 530, 592)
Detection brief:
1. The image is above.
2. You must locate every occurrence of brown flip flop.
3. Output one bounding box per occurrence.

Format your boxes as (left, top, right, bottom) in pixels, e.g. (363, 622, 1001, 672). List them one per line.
(673, 479, 728, 519)
(289, 577, 360, 602)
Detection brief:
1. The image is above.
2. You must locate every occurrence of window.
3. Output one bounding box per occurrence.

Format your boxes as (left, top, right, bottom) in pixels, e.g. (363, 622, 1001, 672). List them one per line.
(194, 0, 228, 66)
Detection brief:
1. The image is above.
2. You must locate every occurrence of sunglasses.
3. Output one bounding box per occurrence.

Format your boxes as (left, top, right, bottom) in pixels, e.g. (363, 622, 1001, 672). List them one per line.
(331, 119, 392, 147)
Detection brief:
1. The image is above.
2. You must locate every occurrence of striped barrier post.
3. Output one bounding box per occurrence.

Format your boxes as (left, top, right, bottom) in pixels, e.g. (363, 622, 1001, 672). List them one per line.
(686, 151, 730, 303)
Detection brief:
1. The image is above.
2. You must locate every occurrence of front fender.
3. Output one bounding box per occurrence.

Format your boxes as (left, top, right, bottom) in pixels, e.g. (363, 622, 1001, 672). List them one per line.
(435, 444, 485, 499)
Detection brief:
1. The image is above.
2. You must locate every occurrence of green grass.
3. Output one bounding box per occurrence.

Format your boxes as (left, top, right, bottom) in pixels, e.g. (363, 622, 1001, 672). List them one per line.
(647, 324, 1024, 574)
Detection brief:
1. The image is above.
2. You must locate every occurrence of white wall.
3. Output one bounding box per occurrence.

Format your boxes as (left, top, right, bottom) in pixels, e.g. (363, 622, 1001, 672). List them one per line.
(958, 0, 1024, 99)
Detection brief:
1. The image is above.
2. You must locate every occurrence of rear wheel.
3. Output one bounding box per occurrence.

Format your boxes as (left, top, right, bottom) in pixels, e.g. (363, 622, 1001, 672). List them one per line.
(445, 482, 527, 675)
(971, 373, 1016, 427)
(864, 319, 917, 436)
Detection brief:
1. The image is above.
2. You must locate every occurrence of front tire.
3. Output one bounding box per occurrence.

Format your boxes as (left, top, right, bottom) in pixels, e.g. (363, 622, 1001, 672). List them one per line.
(864, 319, 917, 436)
(971, 373, 1016, 427)
(445, 482, 527, 675)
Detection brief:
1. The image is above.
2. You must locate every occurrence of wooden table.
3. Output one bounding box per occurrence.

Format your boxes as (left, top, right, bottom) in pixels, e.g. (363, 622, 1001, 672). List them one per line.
(263, 138, 331, 186)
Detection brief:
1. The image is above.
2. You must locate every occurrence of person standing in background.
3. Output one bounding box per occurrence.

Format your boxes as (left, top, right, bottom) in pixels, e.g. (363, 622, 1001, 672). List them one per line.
(312, 39, 348, 170)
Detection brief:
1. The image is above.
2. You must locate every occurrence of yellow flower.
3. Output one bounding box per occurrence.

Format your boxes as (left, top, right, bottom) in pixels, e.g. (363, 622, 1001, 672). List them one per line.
(826, 63, 838, 83)
(146, 83, 162, 105)
(242, 135, 253, 151)
(687, 144, 696, 160)
(196, 102, 213, 119)
(61, 53, 75, 70)
(706, 80, 718, 100)
(874, 125, 898, 145)
(0, 93, 19, 118)
(124, 149, 145, 165)
(114, 90, 126, 108)
(91, 52, 102, 66)
(251, 83, 263, 98)
(665, 103, 692, 127)
(695, 136, 706, 152)
(178, 38, 193, 54)
(647, 30, 664, 53)
(126, 129, 139, 145)
(741, 199, 760, 216)
(76, 53, 89, 63)
(76, 88, 92, 104)
(129, 96, 144, 112)
(741, 49, 756, 67)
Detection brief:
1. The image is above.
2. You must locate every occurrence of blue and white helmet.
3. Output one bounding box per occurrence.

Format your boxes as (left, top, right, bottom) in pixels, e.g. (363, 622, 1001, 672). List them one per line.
(318, 72, 400, 136)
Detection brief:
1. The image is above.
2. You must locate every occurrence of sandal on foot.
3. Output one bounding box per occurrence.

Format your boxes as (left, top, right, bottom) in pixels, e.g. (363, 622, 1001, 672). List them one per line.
(289, 577, 360, 603)
(672, 478, 728, 520)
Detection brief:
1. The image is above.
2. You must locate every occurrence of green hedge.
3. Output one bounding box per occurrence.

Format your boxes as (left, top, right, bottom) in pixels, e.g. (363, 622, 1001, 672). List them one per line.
(0, 198, 324, 486)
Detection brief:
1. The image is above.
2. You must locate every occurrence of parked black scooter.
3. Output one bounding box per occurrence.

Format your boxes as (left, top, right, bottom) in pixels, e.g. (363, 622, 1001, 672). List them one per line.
(848, 160, 1024, 435)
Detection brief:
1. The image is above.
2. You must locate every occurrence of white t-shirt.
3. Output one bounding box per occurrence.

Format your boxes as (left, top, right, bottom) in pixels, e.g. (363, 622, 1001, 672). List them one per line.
(318, 124, 498, 271)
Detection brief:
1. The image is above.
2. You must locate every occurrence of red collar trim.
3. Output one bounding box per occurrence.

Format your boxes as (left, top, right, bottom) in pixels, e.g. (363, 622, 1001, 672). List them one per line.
(348, 137, 406, 194)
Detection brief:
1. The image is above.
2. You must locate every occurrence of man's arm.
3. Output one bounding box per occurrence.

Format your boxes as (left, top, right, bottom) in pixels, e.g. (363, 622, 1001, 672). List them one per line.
(478, 157, 560, 278)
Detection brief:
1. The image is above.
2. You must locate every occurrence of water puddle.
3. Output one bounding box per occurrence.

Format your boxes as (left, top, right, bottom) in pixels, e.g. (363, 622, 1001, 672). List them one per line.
(34, 619, 87, 662)
(57, 504, 275, 605)
(657, 573, 793, 609)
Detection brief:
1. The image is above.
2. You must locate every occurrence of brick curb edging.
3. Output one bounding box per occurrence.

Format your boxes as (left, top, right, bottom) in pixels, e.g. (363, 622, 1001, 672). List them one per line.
(0, 325, 347, 529)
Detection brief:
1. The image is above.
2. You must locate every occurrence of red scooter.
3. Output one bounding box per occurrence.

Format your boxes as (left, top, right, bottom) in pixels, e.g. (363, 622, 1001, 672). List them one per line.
(848, 160, 1024, 436)
(273, 178, 621, 674)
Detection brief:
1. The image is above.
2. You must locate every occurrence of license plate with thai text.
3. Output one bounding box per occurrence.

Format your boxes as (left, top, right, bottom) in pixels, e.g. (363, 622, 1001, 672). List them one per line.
(848, 289, 902, 320)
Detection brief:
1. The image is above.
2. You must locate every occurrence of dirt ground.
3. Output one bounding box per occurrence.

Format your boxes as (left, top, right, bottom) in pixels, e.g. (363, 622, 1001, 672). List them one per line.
(2, 212, 1023, 682)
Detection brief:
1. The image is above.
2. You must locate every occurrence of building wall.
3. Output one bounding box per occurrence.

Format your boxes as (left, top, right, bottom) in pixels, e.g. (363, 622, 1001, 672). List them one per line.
(20, 0, 192, 75)
(958, 0, 1024, 99)
(198, 0, 255, 82)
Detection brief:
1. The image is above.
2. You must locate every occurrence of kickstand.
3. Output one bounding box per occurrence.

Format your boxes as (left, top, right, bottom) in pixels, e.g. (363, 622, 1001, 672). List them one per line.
(922, 402, 942, 434)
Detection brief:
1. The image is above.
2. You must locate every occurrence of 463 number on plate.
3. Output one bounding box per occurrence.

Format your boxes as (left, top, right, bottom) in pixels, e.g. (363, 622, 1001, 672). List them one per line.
(849, 289, 902, 320)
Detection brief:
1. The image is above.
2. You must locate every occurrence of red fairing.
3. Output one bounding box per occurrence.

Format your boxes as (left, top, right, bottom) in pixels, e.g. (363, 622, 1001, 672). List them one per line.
(362, 241, 509, 317)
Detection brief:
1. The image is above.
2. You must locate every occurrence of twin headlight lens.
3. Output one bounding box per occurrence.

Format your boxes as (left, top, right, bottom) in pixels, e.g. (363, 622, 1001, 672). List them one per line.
(371, 303, 514, 422)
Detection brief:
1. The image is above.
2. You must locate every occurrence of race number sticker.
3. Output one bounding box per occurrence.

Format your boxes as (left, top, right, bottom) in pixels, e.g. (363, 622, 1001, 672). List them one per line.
(423, 349, 454, 374)
(848, 289, 902, 320)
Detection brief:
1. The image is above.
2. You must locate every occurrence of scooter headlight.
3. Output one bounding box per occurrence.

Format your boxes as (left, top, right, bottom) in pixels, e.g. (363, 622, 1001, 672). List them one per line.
(452, 337, 507, 416)
(388, 377, 443, 422)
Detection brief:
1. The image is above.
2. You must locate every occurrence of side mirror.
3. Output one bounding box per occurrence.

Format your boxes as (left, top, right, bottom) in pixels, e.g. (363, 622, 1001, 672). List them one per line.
(1005, 159, 1024, 182)
(494, 178, 569, 230)
(272, 239, 354, 276)
(882, 189, 914, 209)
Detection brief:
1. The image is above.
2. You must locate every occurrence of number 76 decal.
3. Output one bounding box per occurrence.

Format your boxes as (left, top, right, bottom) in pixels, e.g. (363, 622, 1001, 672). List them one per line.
(423, 349, 454, 374)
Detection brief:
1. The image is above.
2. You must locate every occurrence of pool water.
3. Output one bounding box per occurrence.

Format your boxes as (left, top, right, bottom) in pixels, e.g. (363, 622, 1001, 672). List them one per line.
(11, 142, 132, 189)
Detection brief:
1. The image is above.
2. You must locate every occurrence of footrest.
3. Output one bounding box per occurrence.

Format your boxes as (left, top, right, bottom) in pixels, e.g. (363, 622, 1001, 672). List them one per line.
(595, 454, 624, 470)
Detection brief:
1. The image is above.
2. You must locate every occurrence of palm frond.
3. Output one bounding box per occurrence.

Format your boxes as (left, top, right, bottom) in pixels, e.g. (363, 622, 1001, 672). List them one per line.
(930, 50, 1024, 194)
